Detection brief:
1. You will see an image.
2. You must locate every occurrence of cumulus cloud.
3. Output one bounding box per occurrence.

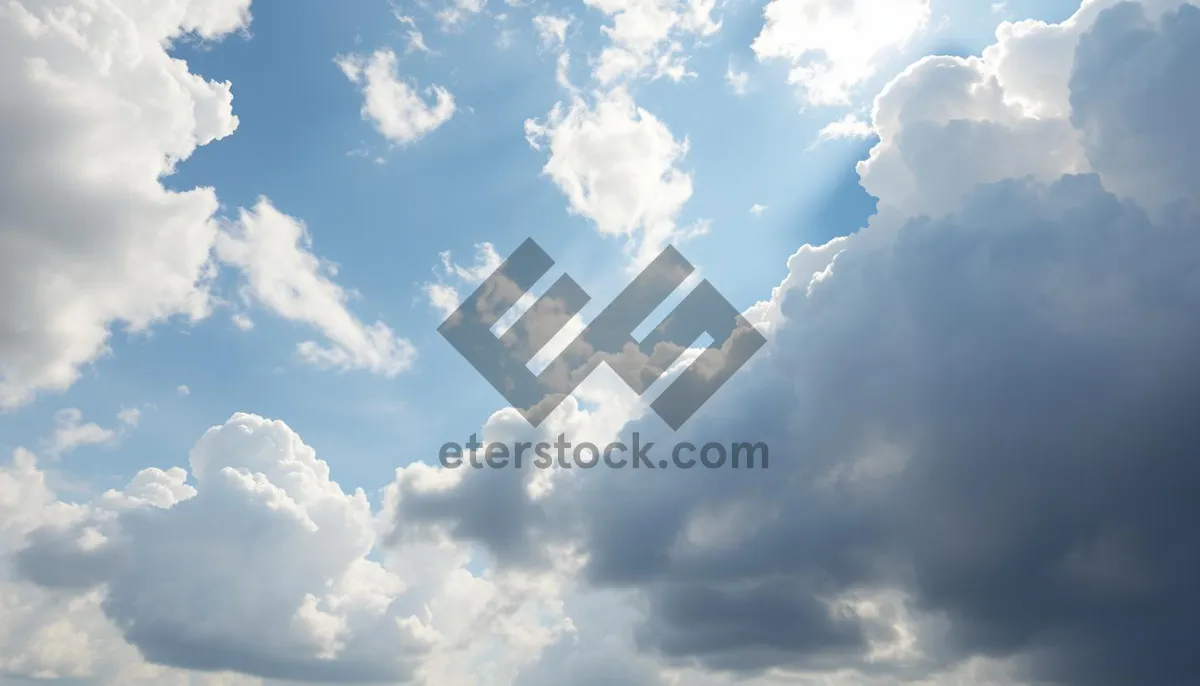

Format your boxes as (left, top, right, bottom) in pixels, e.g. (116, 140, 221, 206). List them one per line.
(525, 88, 703, 267)
(0, 0, 414, 411)
(859, 59, 1085, 222)
(2, 414, 570, 684)
(753, 0, 931, 106)
(1067, 0, 1200, 212)
(336, 49, 456, 146)
(217, 199, 417, 376)
(17, 413, 439, 681)
(389, 3, 1200, 686)
(0, 0, 254, 409)
(0, 447, 167, 683)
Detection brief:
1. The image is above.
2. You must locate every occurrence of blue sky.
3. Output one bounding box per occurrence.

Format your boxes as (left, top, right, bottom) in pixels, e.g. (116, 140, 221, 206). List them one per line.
(5, 1, 1199, 685)
(1, 0, 1080, 498)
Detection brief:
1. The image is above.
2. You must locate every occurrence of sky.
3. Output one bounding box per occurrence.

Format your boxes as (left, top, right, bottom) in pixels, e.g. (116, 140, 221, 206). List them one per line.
(1, 0, 1198, 685)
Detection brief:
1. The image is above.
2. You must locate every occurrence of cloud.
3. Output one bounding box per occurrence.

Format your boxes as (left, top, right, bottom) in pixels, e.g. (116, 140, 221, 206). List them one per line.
(217, 199, 417, 376)
(1066, 0, 1200, 213)
(7, 2, 1200, 686)
(587, 0, 722, 84)
(388, 3, 1200, 686)
(725, 61, 749, 95)
(495, 12, 517, 51)
(3, 414, 570, 684)
(17, 413, 437, 681)
(533, 14, 573, 49)
(440, 243, 505, 283)
(0, 0, 400, 408)
(43, 410, 117, 459)
(752, 0, 931, 106)
(405, 29, 432, 55)
(425, 283, 464, 322)
(525, 89, 700, 267)
(393, 12, 432, 54)
(231, 312, 255, 331)
(555, 51, 576, 91)
(116, 408, 142, 428)
(859, 59, 1085, 221)
(423, 242, 505, 319)
(336, 49, 456, 146)
(0, 447, 156, 683)
(749, 204, 768, 216)
(436, 0, 488, 30)
(0, 0, 254, 410)
(817, 113, 875, 141)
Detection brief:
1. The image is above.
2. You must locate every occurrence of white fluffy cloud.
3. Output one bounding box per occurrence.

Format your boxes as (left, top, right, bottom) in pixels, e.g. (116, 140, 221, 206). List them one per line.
(752, 0, 931, 106)
(2, 413, 571, 684)
(336, 49, 456, 146)
(526, 1, 718, 262)
(0, 0, 252, 409)
(217, 199, 417, 376)
(858, 0, 1199, 224)
(525, 88, 702, 267)
(0, 0, 419, 410)
(586, 0, 721, 83)
(858, 57, 1085, 222)
(1, 448, 157, 683)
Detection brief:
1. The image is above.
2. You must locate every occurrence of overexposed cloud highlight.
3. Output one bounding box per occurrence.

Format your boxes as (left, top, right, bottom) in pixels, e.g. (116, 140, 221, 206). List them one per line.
(752, 0, 931, 106)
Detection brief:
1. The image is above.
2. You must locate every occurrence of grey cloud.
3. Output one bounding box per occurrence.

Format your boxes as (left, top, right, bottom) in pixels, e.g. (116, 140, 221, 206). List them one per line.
(397, 5, 1200, 685)
(1070, 2, 1200, 211)
(388, 455, 557, 567)
(603, 174, 1200, 683)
